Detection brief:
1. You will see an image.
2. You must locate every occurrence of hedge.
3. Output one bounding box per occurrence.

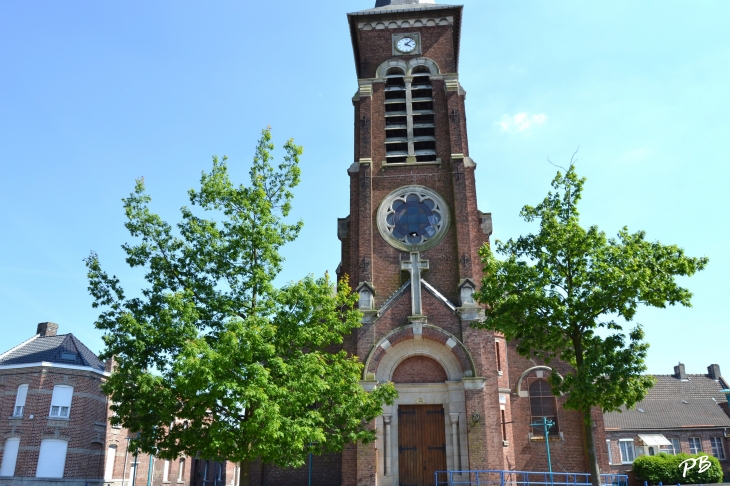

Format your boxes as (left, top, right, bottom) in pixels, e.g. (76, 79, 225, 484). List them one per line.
(632, 452, 723, 484)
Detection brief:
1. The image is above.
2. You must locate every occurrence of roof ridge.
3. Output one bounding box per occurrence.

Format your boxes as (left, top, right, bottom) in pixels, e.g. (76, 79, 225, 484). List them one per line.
(0, 334, 39, 361)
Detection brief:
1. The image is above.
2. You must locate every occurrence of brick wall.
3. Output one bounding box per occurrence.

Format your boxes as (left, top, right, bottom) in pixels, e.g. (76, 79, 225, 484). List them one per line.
(0, 367, 108, 482)
(506, 346, 609, 475)
(392, 356, 447, 383)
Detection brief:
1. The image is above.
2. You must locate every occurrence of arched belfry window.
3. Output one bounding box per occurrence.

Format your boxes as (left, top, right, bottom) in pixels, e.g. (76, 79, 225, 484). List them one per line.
(529, 379, 559, 437)
(410, 66, 436, 162)
(384, 67, 408, 163)
(384, 65, 436, 164)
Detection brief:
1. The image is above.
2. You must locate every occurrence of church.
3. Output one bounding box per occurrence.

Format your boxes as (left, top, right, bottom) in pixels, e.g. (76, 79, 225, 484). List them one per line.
(251, 0, 608, 485)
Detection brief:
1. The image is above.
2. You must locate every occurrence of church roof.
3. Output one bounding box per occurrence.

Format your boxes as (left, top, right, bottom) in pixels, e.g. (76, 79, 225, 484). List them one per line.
(351, 1, 457, 16)
(603, 374, 730, 430)
(0, 332, 105, 371)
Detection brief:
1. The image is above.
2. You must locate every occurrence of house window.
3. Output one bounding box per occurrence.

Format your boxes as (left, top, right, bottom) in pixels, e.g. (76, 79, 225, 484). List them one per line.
(0, 438, 20, 476)
(495, 341, 502, 372)
(660, 438, 680, 455)
(163, 460, 170, 482)
(619, 439, 636, 464)
(606, 440, 613, 465)
(529, 379, 559, 437)
(35, 439, 68, 478)
(689, 437, 702, 454)
(13, 385, 28, 417)
(710, 437, 726, 460)
(49, 385, 73, 418)
(104, 445, 117, 480)
(178, 458, 185, 481)
(110, 403, 122, 428)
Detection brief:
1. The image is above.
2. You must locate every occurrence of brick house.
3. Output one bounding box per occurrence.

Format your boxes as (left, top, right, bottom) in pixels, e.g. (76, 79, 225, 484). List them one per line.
(604, 363, 730, 482)
(246, 1, 608, 484)
(0, 323, 238, 486)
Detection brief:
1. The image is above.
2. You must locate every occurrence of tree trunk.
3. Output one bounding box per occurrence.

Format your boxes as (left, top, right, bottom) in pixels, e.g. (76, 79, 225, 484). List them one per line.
(582, 409, 601, 486)
(238, 461, 250, 486)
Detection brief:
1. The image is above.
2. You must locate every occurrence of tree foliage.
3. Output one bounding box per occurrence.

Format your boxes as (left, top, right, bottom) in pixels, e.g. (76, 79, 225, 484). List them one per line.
(473, 162, 708, 481)
(85, 128, 396, 467)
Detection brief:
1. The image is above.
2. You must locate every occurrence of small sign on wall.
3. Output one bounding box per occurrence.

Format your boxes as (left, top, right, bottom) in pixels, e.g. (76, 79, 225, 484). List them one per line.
(417, 397, 425, 404)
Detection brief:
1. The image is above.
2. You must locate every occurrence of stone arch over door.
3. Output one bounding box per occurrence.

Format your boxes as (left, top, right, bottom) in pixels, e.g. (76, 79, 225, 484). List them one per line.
(363, 323, 476, 381)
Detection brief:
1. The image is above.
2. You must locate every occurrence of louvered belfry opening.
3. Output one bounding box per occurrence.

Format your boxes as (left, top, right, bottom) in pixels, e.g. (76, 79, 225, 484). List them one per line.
(411, 65, 436, 162)
(385, 67, 408, 163)
(384, 65, 436, 165)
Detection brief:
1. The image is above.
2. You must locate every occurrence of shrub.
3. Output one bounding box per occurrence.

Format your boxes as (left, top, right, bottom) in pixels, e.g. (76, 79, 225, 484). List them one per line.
(633, 452, 723, 485)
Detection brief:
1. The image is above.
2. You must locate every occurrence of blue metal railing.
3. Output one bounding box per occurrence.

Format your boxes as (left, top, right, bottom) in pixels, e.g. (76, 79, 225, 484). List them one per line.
(434, 469, 629, 486)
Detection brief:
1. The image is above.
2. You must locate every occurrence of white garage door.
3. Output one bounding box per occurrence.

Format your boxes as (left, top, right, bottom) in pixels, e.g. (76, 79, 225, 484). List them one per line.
(35, 439, 68, 478)
(1, 438, 20, 476)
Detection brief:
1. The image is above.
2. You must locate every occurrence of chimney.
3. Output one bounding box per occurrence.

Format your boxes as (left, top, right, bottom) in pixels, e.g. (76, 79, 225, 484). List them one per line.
(674, 362, 688, 380)
(37, 322, 59, 337)
(708, 364, 722, 380)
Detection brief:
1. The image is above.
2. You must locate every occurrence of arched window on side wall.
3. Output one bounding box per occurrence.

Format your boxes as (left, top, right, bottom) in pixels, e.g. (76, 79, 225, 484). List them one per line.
(529, 379, 559, 437)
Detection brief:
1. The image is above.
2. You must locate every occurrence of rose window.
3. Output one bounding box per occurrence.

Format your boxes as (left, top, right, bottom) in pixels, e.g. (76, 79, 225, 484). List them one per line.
(377, 186, 449, 252)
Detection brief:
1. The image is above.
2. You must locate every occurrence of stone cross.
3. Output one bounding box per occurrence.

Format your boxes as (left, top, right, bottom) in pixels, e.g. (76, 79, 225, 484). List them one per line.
(401, 251, 429, 316)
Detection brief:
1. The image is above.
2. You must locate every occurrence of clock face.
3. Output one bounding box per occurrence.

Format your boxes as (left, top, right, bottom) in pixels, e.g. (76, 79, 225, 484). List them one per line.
(397, 37, 417, 53)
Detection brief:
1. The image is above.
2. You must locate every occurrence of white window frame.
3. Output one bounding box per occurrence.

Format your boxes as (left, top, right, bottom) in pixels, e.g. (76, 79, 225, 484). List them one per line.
(0, 437, 21, 477)
(689, 437, 702, 454)
(606, 439, 613, 465)
(104, 444, 117, 480)
(13, 385, 29, 418)
(177, 458, 185, 481)
(619, 439, 636, 464)
(710, 437, 726, 460)
(129, 460, 138, 481)
(49, 385, 73, 418)
(163, 460, 170, 482)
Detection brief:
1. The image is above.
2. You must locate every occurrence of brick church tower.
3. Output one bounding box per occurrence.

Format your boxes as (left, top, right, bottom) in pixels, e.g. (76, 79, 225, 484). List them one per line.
(336, 1, 513, 484)
(335, 1, 608, 485)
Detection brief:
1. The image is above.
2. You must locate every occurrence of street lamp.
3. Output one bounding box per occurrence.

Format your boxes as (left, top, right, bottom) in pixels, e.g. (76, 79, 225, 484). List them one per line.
(529, 417, 555, 486)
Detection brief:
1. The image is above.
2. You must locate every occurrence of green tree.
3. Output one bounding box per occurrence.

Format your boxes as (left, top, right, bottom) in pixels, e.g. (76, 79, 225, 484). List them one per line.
(473, 163, 707, 485)
(85, 128, 396, 470)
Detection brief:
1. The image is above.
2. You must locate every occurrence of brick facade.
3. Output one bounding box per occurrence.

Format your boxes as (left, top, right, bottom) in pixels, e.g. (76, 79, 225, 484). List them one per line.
(0, 366, 108, 483)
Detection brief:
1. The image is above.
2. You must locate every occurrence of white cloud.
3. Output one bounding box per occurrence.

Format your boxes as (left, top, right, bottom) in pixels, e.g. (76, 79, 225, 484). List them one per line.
(497, 112, 547, 133)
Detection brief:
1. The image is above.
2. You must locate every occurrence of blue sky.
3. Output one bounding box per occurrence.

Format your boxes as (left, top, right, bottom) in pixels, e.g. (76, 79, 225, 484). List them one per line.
(1, 0, 728, 378)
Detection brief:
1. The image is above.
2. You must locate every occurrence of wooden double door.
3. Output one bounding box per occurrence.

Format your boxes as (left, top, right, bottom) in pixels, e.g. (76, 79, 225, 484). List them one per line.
(398, 405, 447, 486)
